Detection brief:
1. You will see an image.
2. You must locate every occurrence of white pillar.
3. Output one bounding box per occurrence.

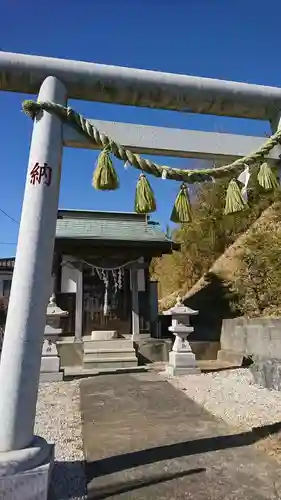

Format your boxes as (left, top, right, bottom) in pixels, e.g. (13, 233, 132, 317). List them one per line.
(0, 77, 66, 453)
(130, 266, 140, 339)
(75, 264, 83, 341)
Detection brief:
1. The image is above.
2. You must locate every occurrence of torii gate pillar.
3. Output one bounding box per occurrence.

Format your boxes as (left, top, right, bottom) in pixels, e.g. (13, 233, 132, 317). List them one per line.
(0, 76, 66, 497)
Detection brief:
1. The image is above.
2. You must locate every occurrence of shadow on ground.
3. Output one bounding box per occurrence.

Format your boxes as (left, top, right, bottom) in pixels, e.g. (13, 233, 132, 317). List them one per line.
(87, 421, 281, 480)
(48, 460, 87, 500)
(46, 421, 281, 500)
(87, 467, 205, 499)
(85, 421, 281, 499)
(48, 420, 281, 499)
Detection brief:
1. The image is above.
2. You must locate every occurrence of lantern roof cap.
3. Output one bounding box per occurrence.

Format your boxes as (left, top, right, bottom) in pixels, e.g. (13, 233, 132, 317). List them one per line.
(163, 295, 198, 316)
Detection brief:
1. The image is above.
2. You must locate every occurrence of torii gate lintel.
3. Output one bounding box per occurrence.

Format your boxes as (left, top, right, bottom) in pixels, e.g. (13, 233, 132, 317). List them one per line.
(1, 50, 281, 120)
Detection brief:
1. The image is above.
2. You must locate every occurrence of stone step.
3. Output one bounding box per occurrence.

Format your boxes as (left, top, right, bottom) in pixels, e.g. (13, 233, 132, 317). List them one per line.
(83, 356, 138, 370)
(91, 330, 117, 341)
(84, 339, 133, 350)
(63, 365, 148, 378)
(84, 348, 136, 360)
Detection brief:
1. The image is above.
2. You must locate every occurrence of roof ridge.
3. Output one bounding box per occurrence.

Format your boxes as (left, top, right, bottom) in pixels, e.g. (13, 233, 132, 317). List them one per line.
(57, 208, 151, 221)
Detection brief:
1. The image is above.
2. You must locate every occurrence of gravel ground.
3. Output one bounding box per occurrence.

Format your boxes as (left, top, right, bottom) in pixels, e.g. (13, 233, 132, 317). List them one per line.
(162, 367, 281, 463)
(35, 379, 86, 500)
(33, 368, 281, 498)
(163, 368, 281, 431)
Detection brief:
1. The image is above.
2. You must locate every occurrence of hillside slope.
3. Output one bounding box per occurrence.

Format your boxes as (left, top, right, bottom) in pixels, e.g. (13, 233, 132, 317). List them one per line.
(159, 201, 281, 315)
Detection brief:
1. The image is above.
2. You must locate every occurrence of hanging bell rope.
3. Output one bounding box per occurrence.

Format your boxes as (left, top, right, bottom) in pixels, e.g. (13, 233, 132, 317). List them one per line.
(170, 184, 192, 223)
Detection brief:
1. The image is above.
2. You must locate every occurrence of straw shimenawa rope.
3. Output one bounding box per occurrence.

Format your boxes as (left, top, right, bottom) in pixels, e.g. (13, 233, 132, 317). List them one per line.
(22, 99, 281, 184)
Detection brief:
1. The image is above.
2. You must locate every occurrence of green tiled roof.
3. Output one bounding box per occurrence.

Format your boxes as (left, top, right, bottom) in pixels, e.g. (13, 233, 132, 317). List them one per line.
(56, 210, 171, 245)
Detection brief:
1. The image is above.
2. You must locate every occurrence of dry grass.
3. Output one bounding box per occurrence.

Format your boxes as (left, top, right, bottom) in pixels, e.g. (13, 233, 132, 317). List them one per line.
(184, 202, 281, 300)
(159, 201, 281, 313)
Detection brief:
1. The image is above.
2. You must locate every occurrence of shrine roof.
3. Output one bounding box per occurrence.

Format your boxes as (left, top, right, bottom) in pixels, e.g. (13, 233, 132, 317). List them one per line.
(56, 209, 176, 248)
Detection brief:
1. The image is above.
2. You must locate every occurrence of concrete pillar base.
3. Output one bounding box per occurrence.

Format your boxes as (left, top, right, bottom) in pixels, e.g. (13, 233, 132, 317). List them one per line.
(0, 436, 54, 499)
(165, 351, 201, 377)
(40, 371, 63, 383)
(165, 365, 201, 377)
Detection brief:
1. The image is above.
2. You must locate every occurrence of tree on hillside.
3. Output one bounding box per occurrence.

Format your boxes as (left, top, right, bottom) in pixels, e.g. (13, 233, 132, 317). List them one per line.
(152, 171, 281, 303)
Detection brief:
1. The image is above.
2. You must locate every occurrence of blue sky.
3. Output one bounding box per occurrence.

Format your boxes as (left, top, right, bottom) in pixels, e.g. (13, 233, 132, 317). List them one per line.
(1, 0, 281, 257)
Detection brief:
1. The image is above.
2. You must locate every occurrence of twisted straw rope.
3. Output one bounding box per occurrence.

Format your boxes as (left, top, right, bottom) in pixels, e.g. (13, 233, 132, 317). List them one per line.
(22, 100, 281, 184)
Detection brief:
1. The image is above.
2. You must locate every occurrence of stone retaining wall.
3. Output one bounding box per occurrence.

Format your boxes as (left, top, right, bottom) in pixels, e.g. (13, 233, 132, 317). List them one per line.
(250, 359, 281, 391)
(221, 317, 281, 359)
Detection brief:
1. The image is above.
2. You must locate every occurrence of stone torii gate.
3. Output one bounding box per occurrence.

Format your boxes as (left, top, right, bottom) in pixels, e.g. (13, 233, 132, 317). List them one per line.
(0, 51, 281, 496)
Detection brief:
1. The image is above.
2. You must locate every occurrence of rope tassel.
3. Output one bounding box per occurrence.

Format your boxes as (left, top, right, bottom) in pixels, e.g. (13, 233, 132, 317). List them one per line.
(224, 179, 247, 215)
(134, 174, 156, 213)
(170, 184, 192, 223)
(257, 162, 279, 191)
(92, 146, 119, 190)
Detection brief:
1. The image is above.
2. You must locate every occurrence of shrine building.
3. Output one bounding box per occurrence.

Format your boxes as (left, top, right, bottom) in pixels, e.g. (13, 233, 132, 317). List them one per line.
(1, 209, 178, 374)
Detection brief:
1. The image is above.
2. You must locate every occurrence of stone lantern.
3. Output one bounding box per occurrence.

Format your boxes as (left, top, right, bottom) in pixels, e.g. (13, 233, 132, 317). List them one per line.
(163, 295, 200, 376)
(41, 293, 68, 382)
